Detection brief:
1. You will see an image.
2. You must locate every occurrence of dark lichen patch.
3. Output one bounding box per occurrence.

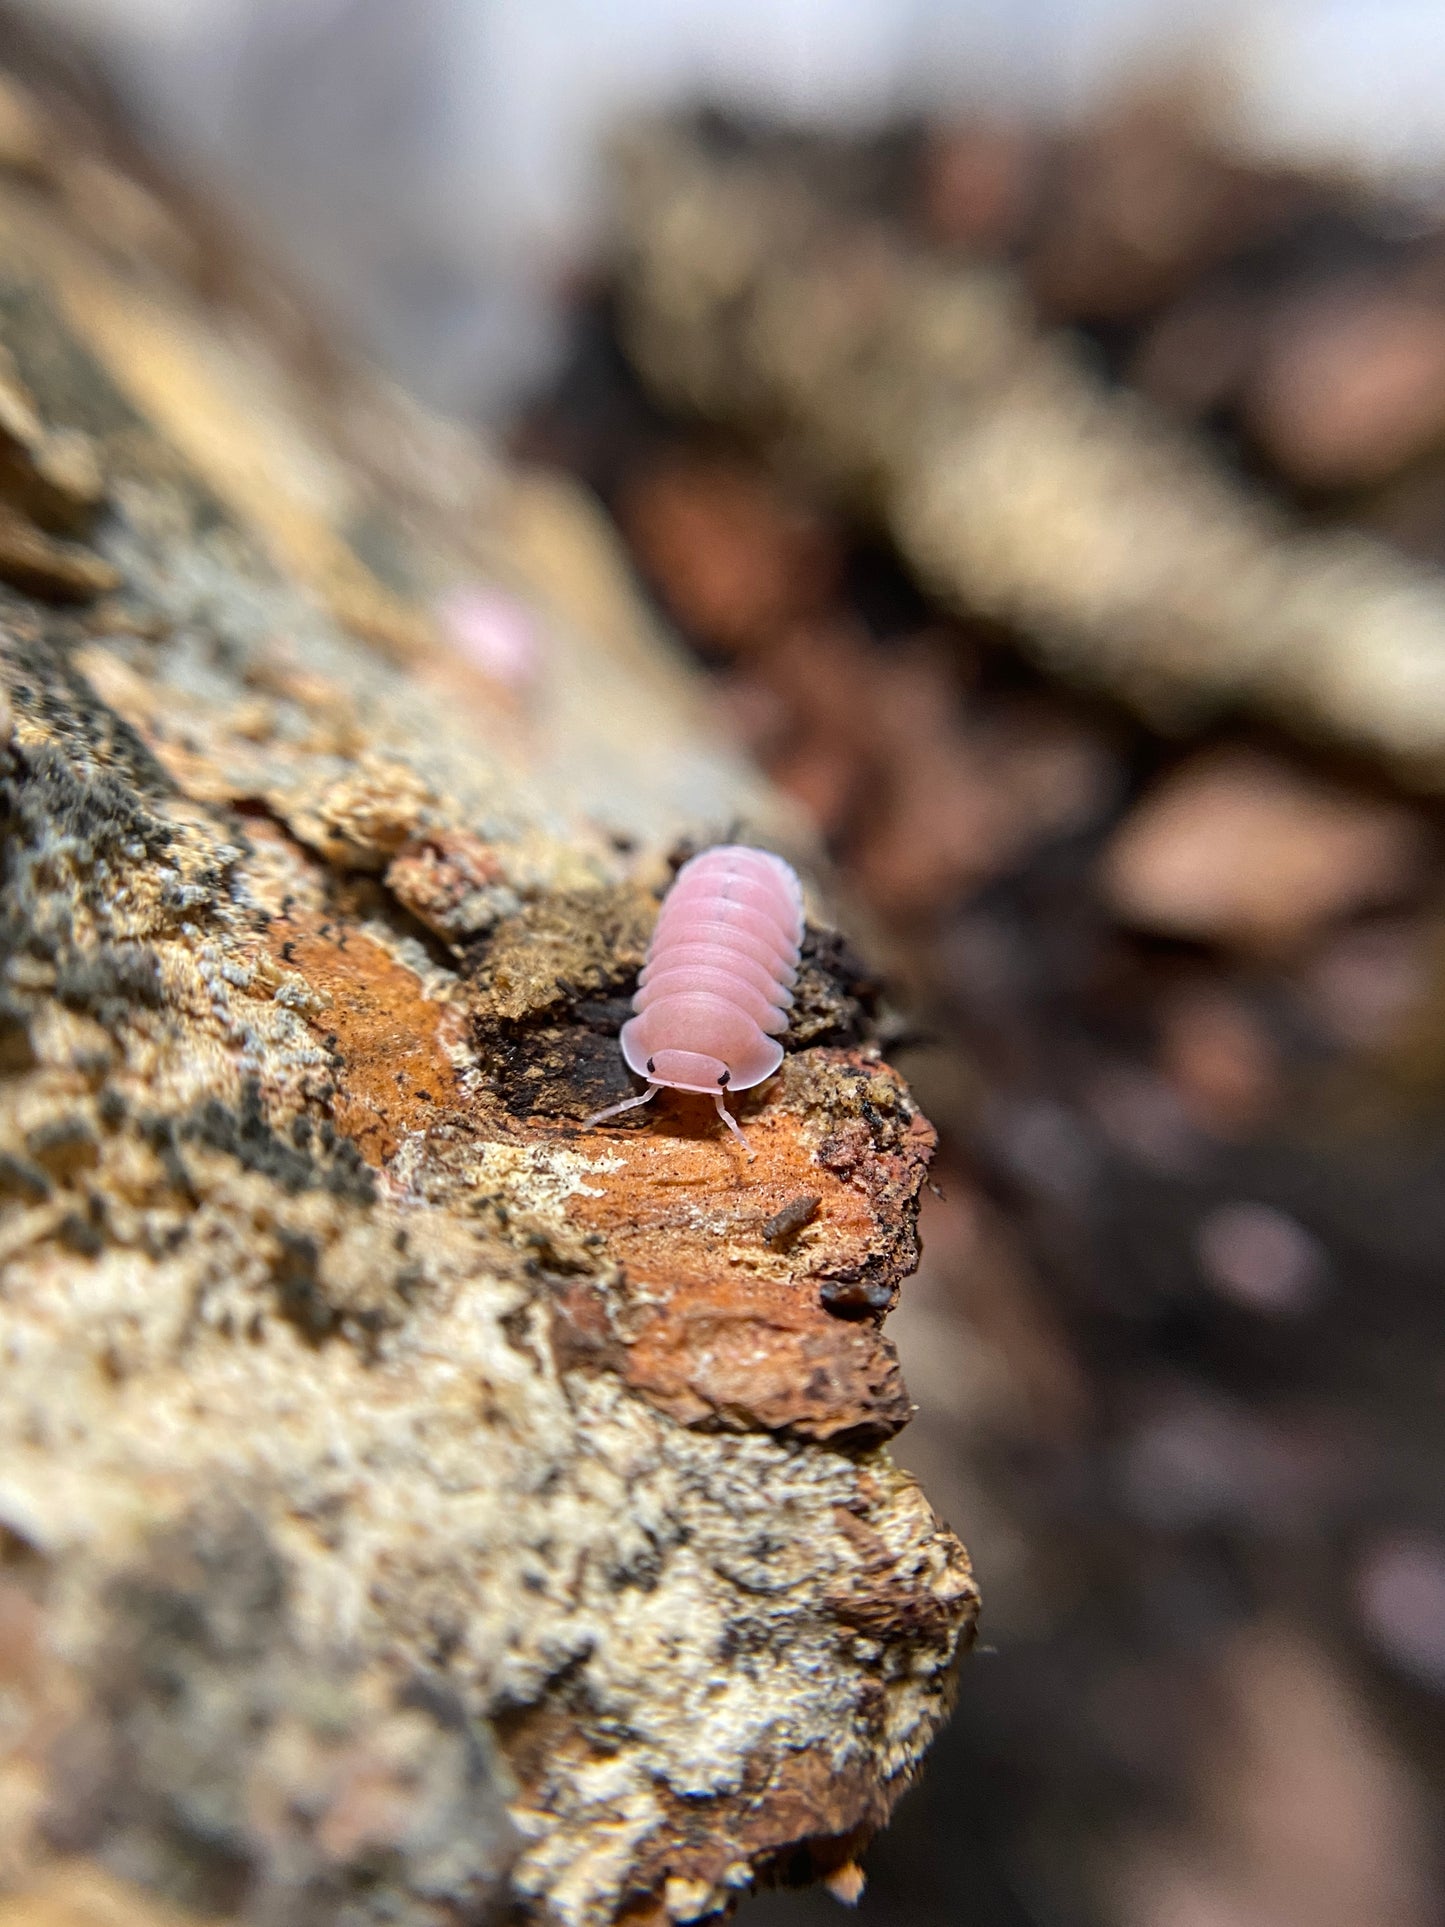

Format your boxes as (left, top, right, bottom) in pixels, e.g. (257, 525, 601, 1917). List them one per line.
(1, 634, 186, 1023)
(180, 1088, 319, 1196)
(56, 1203, 105, 1256)
(2, 725, 174, 935)
(53, 1503, 286, 1907)
(113, 1099, 417, 1354)
(4, 628, 175, 802)
(263, 1224, 413, 1357)
(268, 1229, 332, 1344)
(52, 942, 164, 1030)
(137, 1081, 376, 1209)
(0, 1149, 49, 1202)
(785, 926, 879, 1050)
(0, 992, 36, 1070)
(25, 1112, 99, 1177)
(169, 1078, 376, 1205)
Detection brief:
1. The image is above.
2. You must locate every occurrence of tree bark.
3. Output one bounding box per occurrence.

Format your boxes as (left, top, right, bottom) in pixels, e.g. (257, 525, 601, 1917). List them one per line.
(0, 48, 974, 1927)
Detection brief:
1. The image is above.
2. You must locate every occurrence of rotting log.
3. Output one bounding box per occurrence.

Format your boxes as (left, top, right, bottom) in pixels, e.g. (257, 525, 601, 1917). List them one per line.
(613, 123, 1445, 784)
(0, 47, 975, 1927)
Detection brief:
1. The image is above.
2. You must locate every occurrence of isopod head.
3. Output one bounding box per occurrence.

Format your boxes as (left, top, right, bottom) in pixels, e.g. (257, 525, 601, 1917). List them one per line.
(636, 1049, 727, 1092)
(620, 1007, 784, 1094)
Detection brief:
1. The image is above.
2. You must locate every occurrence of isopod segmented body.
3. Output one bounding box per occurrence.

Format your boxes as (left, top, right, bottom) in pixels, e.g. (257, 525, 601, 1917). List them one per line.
(587, 845, 803, 1151)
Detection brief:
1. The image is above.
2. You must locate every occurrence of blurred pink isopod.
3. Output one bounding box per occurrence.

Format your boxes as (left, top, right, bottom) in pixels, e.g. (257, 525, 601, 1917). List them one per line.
(587, 844, 803, 1153)
(435, 584, 541, 690)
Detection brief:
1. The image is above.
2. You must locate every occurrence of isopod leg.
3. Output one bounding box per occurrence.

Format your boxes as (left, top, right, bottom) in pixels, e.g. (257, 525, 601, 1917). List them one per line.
(714, 1092, 754, 1159)
(584, 1085, 659, 1127)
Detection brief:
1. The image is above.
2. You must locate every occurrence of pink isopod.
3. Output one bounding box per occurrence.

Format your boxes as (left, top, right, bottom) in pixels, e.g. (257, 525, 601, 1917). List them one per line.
(587, 844, 804, 1153)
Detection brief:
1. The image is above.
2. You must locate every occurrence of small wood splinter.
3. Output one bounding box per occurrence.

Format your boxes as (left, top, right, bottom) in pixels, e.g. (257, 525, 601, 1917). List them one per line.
(762, 1194, 821, 1246)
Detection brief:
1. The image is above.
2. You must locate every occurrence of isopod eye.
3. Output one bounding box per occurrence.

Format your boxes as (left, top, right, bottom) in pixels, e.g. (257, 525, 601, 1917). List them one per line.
(717, 1069, 730, 1087)
(646, 1057, 656, 1074)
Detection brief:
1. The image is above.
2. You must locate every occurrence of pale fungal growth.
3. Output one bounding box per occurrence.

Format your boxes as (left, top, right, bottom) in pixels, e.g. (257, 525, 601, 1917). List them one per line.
(588, 844, 804, 1152)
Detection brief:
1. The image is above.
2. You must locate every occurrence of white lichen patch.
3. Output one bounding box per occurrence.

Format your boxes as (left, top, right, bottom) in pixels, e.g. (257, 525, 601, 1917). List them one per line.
(466, 1138, 626, 1213)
